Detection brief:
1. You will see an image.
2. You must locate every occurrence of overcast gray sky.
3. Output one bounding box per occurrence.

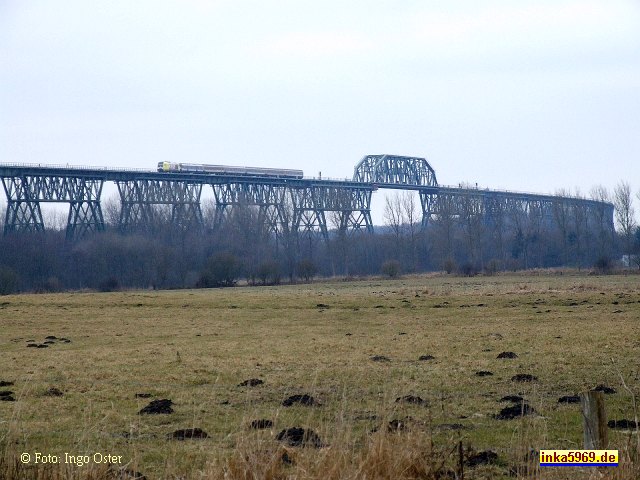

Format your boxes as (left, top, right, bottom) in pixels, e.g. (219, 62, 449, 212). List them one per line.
(1, 0, 639, 219)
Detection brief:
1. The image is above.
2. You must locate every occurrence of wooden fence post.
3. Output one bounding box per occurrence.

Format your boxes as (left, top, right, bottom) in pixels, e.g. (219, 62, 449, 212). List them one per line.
(581, 391, 608, 449)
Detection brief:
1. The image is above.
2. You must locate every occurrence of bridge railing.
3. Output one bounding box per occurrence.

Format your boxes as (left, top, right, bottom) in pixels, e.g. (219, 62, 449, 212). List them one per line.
(436, 183, 612, 205)
(0, 162, 151, 172)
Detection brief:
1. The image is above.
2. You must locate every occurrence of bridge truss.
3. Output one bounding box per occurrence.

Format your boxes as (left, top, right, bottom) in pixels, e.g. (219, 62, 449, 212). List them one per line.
(0, 156, 614, 242)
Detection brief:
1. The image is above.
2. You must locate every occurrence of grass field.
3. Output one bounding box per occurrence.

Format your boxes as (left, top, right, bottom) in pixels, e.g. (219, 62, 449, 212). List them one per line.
(1, 272, 639, 479)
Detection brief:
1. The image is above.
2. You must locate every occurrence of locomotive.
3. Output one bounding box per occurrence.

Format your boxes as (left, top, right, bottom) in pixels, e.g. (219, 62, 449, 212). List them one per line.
(157, 162, 303, 179)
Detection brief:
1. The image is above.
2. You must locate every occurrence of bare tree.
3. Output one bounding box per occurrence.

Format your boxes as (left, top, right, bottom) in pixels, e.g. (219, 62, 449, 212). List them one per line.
(486, 196, 507, 270)
(102, 194, 121, 227)
(276, 191, 300, 283)
(201, 198, 217, 231)
(552, 189, 572, 266)
(614, 181, 636, 262)
(590, 185, 613, 259)
(459, 193, 484, 269)
(0, 201, 5, 232)
(401, 191, 419, 271)
(383, 193, 404, 240)
(431, 193, 457, 268)
(42, 206, 68, 231)
(570, 190, 588, 269)
(510, 199, 544, 269)
(383, 191, 420, 271)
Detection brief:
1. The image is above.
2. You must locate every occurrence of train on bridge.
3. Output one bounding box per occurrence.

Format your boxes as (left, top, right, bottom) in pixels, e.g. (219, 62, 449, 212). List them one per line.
(0, 156, 615, 241)
(157, 161, 304, 179)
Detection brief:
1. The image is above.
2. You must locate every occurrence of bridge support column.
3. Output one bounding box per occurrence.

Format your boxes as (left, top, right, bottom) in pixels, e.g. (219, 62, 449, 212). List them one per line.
(419, 191, 437, 228)
(116, 179, 203, 233)
(65, 178, 105, 239)
(4, 201, 45, 234)
(291, 185, 372, 241)
(1, 175, 105, 239)
(210, 182, 288, 236)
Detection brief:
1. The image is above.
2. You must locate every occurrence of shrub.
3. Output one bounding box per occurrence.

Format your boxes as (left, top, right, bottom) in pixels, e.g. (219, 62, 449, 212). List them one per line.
(381, 259, 401, 278)
(296, 259, 318, 282)
(484, 259, 500, 276)
(458, 263, 478, 277)
(256, 260, 280, 285)
(198, 253, 240, 288)
(0, 266, 18, 295)
(593, 256, 612, 274)
(99, 277, 120, 292)
(442, 258, 456, 274)
(42, 276, 63, 293)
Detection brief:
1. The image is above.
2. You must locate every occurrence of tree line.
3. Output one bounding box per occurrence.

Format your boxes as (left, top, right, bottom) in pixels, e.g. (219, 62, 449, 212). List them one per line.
(0, 181, 638, 294)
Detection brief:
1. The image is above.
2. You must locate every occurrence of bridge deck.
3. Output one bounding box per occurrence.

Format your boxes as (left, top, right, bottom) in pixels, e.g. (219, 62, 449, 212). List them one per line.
(0, 162, 614, 239)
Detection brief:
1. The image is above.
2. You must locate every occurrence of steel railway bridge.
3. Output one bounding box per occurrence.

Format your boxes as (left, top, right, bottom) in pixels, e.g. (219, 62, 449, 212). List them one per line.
(0, 154, 614, 241)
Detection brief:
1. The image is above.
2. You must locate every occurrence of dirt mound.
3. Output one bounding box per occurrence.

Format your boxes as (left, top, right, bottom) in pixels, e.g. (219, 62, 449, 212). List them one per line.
(169, 428, 208, 440)
(511, 374, 538, 382)
(0, 391, 15, 401)
(500, 395, 524, 403)
(475, 371, 493, 377)
(558, 395, 580, 404)
(135, 393, 152, 398)
(395, 395, 427, 406)
(418, 355, 435, 361)
(276, 427, 324, 448)
(497, 351, 518, 359)
(495, 402, 535, 420)
(32, 336, 71, 347)
(281, 451, 294, 465)
(371, 355, 391, 362)
(593, 385, 616, 394)
(608, 419, 638, 429)
(282, 394, 318, 407)
(0, 381, 14, 387)
(466, 450, 499, 467)
(250, 419, 273, 429)
(387, 419, 406, 432)
(138, 399, 173, 414)
(44, 387, 63, 397)
(238, 378, 264, 387)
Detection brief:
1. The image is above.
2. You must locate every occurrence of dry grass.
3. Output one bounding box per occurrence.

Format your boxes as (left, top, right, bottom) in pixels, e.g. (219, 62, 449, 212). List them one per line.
(1, 272, 639, 479)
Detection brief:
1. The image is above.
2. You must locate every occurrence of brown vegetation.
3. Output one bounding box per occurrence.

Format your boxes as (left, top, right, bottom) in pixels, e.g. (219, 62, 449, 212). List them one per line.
(1, 273, 639, 479)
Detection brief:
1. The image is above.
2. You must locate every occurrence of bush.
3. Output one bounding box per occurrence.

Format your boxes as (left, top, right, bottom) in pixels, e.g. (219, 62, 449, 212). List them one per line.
(458, 263, 478, 277)
(593, 256, 612, 274)
(381, 259, 401, 278)
(442, 258, 456, 274)
(42, 276, 63, 293)
(484, 259, 500, 276)
(256, 260, 280, 285)
(296, 259, 318, 282)
(99, 277, 120, 292)
(0, 266, 18, 295)
(198, 253, 240, 288)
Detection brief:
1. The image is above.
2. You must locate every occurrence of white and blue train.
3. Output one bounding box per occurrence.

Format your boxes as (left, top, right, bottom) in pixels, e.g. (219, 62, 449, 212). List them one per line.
(157, 162, 303, 179)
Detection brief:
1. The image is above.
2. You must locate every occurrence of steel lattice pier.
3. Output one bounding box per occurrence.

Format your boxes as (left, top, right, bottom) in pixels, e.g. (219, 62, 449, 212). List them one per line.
(0, 157, 614, 242)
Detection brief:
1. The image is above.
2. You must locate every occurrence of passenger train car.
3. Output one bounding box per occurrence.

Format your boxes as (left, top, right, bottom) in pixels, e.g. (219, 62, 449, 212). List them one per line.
(157, 162, 303, 179)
